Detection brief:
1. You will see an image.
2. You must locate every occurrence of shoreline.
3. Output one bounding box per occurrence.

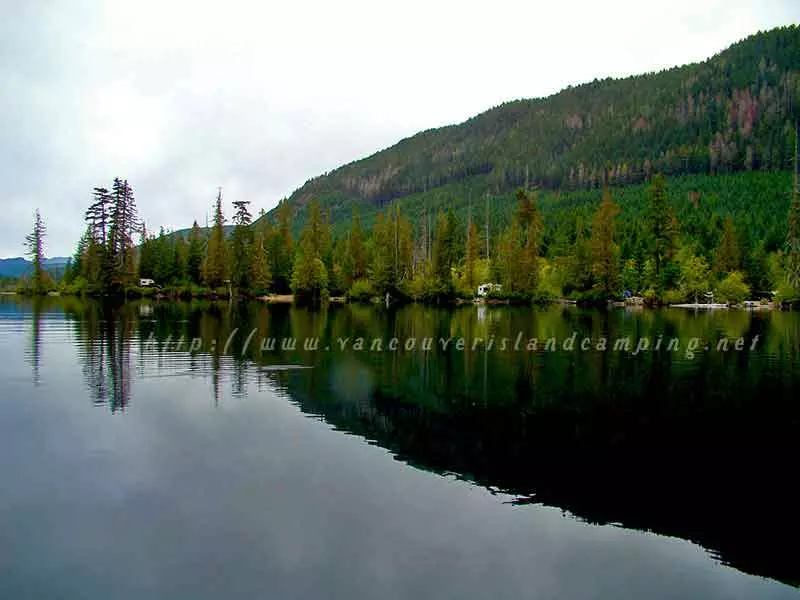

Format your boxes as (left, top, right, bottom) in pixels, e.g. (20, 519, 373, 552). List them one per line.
(3, 289, 789, 310)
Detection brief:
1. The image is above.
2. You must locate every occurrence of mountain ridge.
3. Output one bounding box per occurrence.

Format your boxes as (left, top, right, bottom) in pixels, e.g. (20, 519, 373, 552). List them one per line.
(257, 25, 800, 231)
(0, 257, 70, 278)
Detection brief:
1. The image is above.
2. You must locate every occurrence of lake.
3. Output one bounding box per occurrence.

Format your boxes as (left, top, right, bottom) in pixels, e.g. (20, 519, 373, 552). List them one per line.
(1, 296, 798, 599)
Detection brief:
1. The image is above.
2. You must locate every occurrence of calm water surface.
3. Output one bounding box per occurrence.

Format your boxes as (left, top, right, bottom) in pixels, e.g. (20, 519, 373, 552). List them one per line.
(1, 296, 798, 599)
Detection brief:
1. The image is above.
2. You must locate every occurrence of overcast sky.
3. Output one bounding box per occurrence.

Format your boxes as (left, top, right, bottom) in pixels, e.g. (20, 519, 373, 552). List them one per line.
(1, 0, 799, 257)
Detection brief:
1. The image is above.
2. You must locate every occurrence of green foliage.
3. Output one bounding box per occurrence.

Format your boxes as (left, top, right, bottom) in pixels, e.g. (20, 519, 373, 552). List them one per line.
(249, 231, 272, 294)
(620, 259, 641, 294)
(187, 221, 204, 285)
(260, 26, 800, 238)
(346, 278, 374, 303)
(590, 187, 620, 298)
(292, 200, 330, 300)
(716, 271, 751, 304)
(679, 252, 712, 304)
(230, 200, 254, 290)
(203, 190, 228, 288)
(646, 174, 678, 290)
(713, 216, 741, 275)
(24, 209, 48, 295)
(268, 200, 294, 294)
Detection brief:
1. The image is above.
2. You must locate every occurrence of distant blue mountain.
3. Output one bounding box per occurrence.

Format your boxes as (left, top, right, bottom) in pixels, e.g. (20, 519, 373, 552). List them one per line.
(0, 256, 70, 278)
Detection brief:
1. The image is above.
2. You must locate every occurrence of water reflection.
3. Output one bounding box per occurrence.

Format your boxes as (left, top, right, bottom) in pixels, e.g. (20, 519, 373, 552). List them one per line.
(9, 296, 800, 588)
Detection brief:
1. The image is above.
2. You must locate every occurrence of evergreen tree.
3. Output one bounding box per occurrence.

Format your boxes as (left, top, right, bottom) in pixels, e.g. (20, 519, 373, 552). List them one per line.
(203, 189, 227, 288)
(138, 224, 157, 280)
(497, 219, 522, 293)
(154, 228, 175, 283)
(432, 209, 457, 286)
(172, 236, 188, 282)
(590, 187, 621, 298)
(714, 216, 741, 275)
(250, 230, 272, 293)
(109, 178, 139, 286)
(86, 187, 111, 246)
(371, 212, 395, 294)
(786, 124, 800, 290)
(230, 200, 253, 290)
(679, 253, 711, 304)
(269, 200, 294, 293)
(332, 237, 351, 293)
(465, 221, 480, 291)
(349, 208, 367, 281)
(620, 259, 641, 294)
(291, 200, 329, 300)
(24, 209, 47, 294)
(566, 222, 594, 294)
(646, 174, 677, 293)
(187, 221, 204, 285)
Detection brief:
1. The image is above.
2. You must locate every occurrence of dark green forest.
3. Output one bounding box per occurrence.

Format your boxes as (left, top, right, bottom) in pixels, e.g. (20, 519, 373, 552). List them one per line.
(271, 26, 800, 226)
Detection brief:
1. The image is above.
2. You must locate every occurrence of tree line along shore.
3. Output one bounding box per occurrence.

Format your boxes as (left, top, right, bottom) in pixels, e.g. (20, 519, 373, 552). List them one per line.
(14, 167, 800, 309)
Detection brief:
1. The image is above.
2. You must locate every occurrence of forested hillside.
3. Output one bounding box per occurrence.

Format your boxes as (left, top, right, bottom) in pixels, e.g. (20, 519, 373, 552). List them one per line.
(264, 26, 800, 231)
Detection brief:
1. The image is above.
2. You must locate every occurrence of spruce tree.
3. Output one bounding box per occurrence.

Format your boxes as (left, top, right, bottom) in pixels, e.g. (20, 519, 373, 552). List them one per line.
(291, 200, 328, 300)
(230, 200, 253, 290)
(371, 212, 395, 294)
(24, 209, 47, 294)
(590, 187, 621, 298)
(250, 230, 272, 293)
(187, 221, 204, 285)
(269, 200, 294, 293)
(714, 216, 741, 276)
(646, 174, 677, 294)
(109, 178, 139, 286)
(786, 123, 800, 290)
(349, 208, 367, 280)
(465, 221, 480, 292)
(203, 189, 228, 288)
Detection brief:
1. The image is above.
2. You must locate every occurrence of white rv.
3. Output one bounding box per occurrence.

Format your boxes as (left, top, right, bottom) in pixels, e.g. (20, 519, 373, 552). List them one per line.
(477, 283, 502, 297)
(139, 278, 156, 287)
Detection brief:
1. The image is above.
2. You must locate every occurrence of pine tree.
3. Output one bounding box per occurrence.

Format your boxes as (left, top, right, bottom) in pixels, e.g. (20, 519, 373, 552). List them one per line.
(349, 208, 367, 280)
(203, 189, 228, 288)
(517, 189, 544, 295)
(24, 209, 47, 294)
(250, 231, 272, 293)
(173, 236, 188, 282)
(497, 219, 522, 293)
(786, 122, 800, 290)
(138, 224, 157, 280)
(109, 178, 139, 286)
(714, 216, 741, 275)
(567, 220, 594, 294)
(86, 187, 111, 246)
(590, 187, 621, 298)
(230, 200, 253, 290)
(679, 254, 711, 304)
(432, 209, 457, 286)
(269, 200, 294, 293)
(291, 201, 328, 300)
(646, 174, 677, 293)
(187, 221, 204, 285)
(465, 221, 480, 292)
(154, 228, 175, 283)
(370, 213, 394, 293)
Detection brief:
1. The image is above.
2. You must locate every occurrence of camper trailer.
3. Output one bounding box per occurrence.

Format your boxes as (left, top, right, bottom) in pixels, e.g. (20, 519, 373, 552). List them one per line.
(477, 283, 502, 297)
(139, 278, 156, 287)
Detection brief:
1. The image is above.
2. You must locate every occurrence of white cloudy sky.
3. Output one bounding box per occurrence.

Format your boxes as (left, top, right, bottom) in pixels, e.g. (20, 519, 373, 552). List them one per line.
(1, 0, 798, 257)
